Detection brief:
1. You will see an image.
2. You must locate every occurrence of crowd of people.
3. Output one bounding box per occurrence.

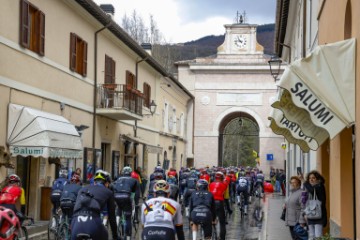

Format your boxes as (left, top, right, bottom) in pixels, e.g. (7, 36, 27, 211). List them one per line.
(0, 164, 328, 240)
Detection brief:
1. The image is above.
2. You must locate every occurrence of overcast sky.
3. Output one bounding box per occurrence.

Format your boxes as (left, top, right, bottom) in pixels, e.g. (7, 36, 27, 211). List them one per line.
(93, 0, 277, 43)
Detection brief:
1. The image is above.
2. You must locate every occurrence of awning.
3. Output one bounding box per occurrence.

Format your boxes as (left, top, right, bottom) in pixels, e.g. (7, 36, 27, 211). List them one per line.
(120, 134, 163, 154)
(269, 38, 355, 149)
(7, 104, 83, 158)
(268, 108, 318, 152)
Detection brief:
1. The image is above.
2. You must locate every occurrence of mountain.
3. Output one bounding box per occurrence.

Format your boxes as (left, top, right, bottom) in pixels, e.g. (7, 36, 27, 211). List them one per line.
(152, 23, 275, 73)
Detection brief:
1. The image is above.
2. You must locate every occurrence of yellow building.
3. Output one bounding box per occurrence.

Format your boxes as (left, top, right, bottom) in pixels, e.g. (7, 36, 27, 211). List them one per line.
(0, 0, 193, 220)
(274, 0, 359, 238)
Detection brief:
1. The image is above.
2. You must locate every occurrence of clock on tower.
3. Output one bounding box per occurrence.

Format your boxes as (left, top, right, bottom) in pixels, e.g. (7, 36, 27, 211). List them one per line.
(234, 34, 247, 49)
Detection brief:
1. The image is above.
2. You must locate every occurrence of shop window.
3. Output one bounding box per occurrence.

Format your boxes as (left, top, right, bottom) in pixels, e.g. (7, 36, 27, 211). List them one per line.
(143, 83, 151, 107)
(105, 55, 116, 83)
(20, 0, 45, 56)
(70, 33, 88, 76)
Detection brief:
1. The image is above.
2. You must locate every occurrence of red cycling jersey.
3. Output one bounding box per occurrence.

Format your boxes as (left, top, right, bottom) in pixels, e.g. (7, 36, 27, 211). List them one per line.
(0, 185, 22, 204)
(209, 180, 228, 201)
(167, 170, 177, 178)
(228, 173, 236, 182)
(200, 174, 210, 183)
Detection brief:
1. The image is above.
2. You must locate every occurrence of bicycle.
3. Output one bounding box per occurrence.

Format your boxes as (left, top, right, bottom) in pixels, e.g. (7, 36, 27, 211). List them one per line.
(253, 185, 263, 222)
(131, 197, 140, 234)
(14, 215, 33, 240)
(117, 210, 129, 240)
(48, 207, 62, 240)
(238, 192, 245, 219)
(57, 208, 71, 240)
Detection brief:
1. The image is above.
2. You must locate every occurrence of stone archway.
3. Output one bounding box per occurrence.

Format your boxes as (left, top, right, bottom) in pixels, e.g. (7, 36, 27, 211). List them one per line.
(218, 112, 260, 167)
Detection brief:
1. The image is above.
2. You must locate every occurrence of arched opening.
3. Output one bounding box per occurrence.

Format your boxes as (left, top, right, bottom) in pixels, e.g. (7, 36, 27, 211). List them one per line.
(218, 112, 259, 167)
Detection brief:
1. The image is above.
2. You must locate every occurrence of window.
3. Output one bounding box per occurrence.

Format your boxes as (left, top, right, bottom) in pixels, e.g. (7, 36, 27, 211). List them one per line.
(70, 33, 88, 76)
(126, 71, 136, 89)
(20, 0, 45, 55)
(105, 55, 115, 83)
(143, 83, 151, 107)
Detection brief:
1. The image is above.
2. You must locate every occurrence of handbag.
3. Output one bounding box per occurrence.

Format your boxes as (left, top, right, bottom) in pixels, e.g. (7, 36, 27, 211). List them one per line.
(293, 223, 309, 240)
(304, 189, 322, 220)
(280, 208, 286, 221)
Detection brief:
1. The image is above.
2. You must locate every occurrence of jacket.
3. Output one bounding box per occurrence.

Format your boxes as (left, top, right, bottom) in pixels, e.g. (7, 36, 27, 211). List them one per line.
(303, 181, 327, 227)
(285, 187, 305, 226)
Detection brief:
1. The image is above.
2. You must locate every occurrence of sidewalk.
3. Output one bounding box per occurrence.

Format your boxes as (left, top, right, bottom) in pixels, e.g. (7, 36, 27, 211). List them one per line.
(262, 193, 291, 240)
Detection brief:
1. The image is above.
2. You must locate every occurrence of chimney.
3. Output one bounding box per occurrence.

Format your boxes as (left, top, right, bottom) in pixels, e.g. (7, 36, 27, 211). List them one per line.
(99, 4, 115, 19)
(141, 43, 152, 55)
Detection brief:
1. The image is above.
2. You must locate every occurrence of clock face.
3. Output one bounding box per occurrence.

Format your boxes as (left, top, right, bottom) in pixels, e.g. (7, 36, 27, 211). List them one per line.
(234, 34, 247, 49)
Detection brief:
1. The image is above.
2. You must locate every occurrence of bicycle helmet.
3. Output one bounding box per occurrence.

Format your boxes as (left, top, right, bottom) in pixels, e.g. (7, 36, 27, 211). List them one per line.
(154, 166, 163, 173)
(71, 174, 81, 184)
(122, 166, 132, 176)
(0, 206, 20, 240)
(215, 171, 224, 180)
(153, 180, 170, 194)
(6, 174, 20, 185)
(196, 179, 208, 191)
(94, 169, 111, 183)
(59, 168, 68, 178)
(154, 172, 164, 180)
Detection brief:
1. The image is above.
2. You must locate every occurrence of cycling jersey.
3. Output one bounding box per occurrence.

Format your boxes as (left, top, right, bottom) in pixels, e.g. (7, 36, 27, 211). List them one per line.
(199, 173, 210, 183)
(209, 180, 228, 201)
(141, 196, 182, 229)
(0, 185, 22, 204)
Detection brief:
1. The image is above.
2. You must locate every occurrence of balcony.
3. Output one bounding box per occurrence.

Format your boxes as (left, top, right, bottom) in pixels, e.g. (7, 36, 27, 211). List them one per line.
(96, 83, 143, 120)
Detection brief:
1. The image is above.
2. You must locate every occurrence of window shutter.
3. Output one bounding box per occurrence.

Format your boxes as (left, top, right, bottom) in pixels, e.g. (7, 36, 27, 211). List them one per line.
(38, 11, 45, 56)
(143, 83, 147, 107)
(148, 85, 151, 107)
(126, 71, 134, 89)
(82, 40, 87, 76)
(69, 33, 76, 71)
(105, 55, 110, 83)
(111, 59, 116, 83)
(20, 0, 30, 48)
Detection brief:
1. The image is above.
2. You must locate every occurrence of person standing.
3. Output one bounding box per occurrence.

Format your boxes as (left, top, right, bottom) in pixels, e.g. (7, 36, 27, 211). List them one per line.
(284, 176, 306, 239)
(302, 170, 327, 240)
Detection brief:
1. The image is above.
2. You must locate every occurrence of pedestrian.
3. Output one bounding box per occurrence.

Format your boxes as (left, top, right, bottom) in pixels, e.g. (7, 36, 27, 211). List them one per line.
(302, 170, 327, 240)
(284, 176, 306, 239)
(275, 169, 281, 193)
(280, 169, 286, 196)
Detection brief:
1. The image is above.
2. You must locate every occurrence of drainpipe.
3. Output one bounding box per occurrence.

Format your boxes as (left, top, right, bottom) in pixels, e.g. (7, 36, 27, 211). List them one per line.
(353, 126, 357, 238)
(133, 57, 148, 138)
(92, 21, 112, 176)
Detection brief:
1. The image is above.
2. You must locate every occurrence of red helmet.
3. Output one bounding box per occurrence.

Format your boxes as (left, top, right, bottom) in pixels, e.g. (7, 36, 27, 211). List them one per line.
(6, 174, 20, 185)
(215, 172, 224, 180)
(0, 206, 20, 240)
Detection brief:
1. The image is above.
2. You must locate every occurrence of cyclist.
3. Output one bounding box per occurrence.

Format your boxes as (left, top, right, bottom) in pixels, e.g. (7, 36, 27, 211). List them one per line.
(179, 168, 190, 201)
(236, 173, 249, 215)
(50, 168, 69, 217)
(189, 179, 216, 240)
(254, 170, 265, 196)
(60, 173, 82, 223)
(141, 180, 185, 240)
(209, 171, 228, 240)
(199, 169, 210, 183)
(0, 174, 23, 222)
(167, 167, 178, 184)
(149, 166, 166, 182)
(166, 175, 179, 201)
(112, 166, 140, 239)
(147, 171, 163, 199)
(184, 170, 198, 217)
(71, 170, 118, 240)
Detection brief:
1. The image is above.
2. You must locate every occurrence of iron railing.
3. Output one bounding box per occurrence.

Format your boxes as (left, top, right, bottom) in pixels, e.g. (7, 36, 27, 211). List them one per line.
(97, 83, 143, 116)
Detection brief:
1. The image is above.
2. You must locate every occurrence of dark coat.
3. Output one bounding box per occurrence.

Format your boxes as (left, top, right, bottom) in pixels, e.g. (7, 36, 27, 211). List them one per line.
(303, 181, 327, 227)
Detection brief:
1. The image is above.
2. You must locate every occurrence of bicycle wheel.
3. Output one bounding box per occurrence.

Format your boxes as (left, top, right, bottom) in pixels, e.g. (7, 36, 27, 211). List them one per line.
(48, 215, 58, 240)
(14, 226, 28, 240)
(58, 223, 71, 240)
(212, 224, 217, 240)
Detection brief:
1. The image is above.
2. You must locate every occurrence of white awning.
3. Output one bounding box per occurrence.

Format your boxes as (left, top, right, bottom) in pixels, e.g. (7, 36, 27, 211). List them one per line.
(268, 108, 318, 152)
(7, 104, 83, 158)
(270, 38, 355, 148)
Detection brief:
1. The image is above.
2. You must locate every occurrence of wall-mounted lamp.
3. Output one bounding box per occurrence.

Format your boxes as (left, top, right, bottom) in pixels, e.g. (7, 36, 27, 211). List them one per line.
(144, 100, 157, 116)
(75, 124, 89, 137)
(268, 56, 282, 81)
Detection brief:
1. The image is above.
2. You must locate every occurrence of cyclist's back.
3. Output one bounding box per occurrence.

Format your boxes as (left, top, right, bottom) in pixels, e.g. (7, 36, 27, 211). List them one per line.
(51, 168, 69, 215)
(71, 170, 118, 240)
(141, 180, 184, 240)
(60, 174, 82, 222)
(0, 174, 23, 222)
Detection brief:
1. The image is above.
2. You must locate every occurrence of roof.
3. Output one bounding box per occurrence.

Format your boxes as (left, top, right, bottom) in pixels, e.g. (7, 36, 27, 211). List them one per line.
(74, 0, 194, 99)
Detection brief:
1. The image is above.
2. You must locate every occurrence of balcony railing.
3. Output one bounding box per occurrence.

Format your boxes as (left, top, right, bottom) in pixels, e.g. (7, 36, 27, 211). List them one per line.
(97, 83, 143, 117)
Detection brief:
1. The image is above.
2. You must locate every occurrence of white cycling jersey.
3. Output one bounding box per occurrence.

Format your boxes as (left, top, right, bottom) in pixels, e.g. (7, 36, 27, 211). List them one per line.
(141, 196, 183, 229)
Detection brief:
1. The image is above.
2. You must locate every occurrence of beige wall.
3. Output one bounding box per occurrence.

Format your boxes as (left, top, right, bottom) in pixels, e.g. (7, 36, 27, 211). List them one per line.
(318, 0, 358, 238)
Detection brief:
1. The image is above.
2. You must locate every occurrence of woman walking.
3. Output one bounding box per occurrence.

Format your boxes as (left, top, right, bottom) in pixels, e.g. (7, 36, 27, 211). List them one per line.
(284, 176, 306, 239)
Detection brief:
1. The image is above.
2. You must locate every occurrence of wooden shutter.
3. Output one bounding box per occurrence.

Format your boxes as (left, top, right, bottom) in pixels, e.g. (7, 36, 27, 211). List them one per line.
(20, 0, 30, 48)
(147, 85, 151, 106)
(38, 11, 45, 56)
(105, 55, 111, 83)
(126, 71, 134, 89)
(111, 59, 115, 83)
(69, 33, 76, 71)
(82, 40, 87, 76)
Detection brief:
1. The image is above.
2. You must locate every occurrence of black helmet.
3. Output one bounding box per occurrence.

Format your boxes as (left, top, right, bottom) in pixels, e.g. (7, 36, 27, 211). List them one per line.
(196, 179, 208, 191)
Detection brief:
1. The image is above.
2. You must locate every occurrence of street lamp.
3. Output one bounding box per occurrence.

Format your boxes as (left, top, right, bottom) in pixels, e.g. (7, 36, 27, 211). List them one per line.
(143, 100, 157, 116)
(268, 56, 282, 81)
